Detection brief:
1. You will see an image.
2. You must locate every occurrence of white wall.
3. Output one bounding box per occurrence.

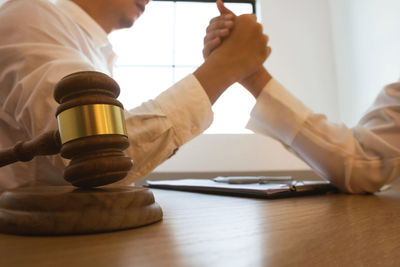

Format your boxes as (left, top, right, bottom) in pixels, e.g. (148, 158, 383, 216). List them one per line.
(153, 134, 310, 173)
(259, 0, 339, 122)
(329, 0, 400, 126)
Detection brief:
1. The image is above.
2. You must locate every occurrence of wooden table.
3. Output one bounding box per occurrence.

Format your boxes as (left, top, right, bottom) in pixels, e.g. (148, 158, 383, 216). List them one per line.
(1, 180, 400, 267)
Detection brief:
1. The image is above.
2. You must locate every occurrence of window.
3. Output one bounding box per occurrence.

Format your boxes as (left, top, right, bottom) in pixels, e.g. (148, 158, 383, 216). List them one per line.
(109, 0, 256, 133)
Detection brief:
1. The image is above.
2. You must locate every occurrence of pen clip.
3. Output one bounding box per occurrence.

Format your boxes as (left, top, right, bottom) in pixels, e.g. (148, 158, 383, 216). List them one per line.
(213, 176, 292, 184)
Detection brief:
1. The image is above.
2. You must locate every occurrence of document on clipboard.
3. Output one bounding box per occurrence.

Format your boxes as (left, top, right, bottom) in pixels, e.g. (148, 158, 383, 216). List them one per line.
(145, 177, 337, 199)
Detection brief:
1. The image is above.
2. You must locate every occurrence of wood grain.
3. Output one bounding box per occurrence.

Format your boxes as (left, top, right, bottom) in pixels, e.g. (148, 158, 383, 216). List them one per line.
(0, 71, 133, 187)
(0, 180, 399, 266)
(0, 130, 61, 167)
(54, 71, 132, 187)
(0, 186, 162, 235)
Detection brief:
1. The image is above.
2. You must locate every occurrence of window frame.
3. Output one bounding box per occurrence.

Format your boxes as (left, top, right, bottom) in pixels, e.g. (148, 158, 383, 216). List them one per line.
(153, 0, 256, 13)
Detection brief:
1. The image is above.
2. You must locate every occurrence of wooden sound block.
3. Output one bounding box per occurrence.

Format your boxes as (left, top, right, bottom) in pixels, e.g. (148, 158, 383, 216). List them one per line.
(0, 186, 163, 235)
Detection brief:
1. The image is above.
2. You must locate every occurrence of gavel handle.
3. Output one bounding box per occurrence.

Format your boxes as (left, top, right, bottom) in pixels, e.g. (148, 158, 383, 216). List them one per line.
(0, 130, 61, 167)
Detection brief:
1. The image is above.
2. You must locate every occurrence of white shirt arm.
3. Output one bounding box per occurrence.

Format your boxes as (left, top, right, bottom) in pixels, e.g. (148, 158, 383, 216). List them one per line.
(117, 74, 213, 185)
(247, 79, 400, 193)
(0, 0, 213, 189)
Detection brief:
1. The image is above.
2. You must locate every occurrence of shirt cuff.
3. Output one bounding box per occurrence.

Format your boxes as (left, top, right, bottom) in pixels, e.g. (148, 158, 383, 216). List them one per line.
(246, 78, 312, 145)
(154, 74, 213, 145)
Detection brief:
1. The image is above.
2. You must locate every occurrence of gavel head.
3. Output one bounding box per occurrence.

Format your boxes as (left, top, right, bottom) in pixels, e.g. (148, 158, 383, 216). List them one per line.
(54, 71, 133, 188)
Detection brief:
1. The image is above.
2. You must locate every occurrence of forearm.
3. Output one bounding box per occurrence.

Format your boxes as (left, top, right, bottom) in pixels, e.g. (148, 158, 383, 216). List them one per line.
(196, 14, 268, 104)
(193, 57, 237, 104)
(247, 79, 400, 193)
(195, 54, 270, 105)
(121, 75, 213, 184)
(292, 118, 400, 193)
(240, 66, 272, 98)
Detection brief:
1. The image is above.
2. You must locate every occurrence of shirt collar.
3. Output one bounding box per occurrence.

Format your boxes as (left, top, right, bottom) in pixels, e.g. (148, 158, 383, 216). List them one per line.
(55, 0, 110, 48)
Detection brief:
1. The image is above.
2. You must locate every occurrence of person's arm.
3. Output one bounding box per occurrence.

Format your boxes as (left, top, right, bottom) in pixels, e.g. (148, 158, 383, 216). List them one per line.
(0, 0, 268, 189)
(203, 0, 272, 98)
(120, 14, 270, 184)
(195, 14, 268, 104)
(247, 79, 400, 194)
(203, 1, 400, 193)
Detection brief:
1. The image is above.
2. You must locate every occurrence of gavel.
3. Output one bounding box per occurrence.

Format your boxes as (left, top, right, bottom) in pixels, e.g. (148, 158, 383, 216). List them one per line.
(0, 71, 133, 188)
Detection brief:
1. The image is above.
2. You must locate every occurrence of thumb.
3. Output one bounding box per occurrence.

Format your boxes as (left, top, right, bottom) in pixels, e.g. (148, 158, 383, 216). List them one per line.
(217, 0, 234, 15)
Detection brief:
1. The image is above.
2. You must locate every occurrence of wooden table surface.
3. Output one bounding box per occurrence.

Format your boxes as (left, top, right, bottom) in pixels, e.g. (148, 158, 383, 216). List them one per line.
(1, 180, 400, 267)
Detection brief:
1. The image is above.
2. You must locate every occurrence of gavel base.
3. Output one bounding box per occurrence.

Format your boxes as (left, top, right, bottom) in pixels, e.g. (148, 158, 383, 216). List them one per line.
(0, 186, 163, 235)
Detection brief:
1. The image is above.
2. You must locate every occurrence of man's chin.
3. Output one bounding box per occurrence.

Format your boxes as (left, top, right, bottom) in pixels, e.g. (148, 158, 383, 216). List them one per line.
(118, 18, 135, 29)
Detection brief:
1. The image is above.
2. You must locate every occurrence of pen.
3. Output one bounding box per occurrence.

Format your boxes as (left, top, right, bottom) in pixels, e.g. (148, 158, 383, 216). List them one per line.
(213, 176, 292, 184)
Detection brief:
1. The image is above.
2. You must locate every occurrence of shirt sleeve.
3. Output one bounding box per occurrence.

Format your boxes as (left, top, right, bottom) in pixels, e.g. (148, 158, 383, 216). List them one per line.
(0, 2, 103, 189)
(247, 79, 400, 193)
(116, 74, 213, 185)
(0, 0, 214, 189)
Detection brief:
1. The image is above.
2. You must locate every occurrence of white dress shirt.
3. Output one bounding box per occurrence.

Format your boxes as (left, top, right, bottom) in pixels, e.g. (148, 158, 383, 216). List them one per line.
(247, 79, 400, 193)
(0, 0, 213, 190)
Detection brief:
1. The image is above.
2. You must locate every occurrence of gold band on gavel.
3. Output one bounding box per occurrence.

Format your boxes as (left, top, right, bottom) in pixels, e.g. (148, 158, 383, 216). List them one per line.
(57, 104, 128, 144)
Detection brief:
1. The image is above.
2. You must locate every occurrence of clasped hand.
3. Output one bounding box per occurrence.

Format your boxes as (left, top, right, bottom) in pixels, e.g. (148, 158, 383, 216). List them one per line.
(203, 0, 272, 97)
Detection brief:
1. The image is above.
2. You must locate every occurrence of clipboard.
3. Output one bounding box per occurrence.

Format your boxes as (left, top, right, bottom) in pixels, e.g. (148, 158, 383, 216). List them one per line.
(145, 178, 337, 199)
